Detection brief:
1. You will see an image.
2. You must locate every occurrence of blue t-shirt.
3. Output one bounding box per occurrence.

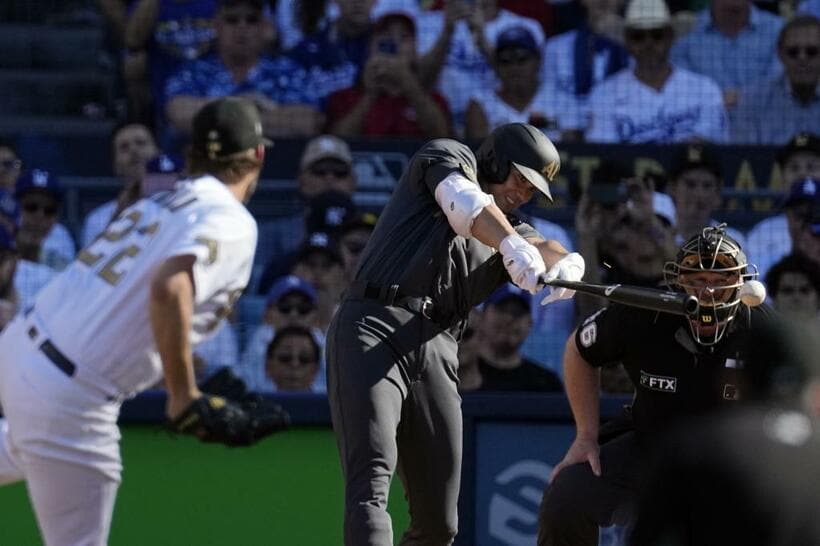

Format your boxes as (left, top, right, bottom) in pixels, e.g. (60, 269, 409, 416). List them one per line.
(164, 52, 320, 106)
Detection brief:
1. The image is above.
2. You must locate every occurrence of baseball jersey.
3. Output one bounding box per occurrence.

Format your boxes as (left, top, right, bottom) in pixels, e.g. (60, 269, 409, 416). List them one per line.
(575, 303, 776, 436)
(354, 139, 538, 326)
(585, 67, 729, 144)
(468, 80, 584, 140)
(31, 175, 257, 397)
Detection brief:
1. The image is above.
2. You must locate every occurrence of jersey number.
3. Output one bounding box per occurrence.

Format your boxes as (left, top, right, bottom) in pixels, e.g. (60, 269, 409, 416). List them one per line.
(78, 210, 159, 286)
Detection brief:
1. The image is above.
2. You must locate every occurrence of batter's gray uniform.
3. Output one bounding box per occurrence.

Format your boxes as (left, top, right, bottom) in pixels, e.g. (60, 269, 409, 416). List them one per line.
(326, 139, 539, 545)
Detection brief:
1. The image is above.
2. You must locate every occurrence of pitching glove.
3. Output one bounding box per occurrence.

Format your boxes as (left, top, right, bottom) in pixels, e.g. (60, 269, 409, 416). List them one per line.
(541, 252, 585, 305)
(499, 233, 547, 294)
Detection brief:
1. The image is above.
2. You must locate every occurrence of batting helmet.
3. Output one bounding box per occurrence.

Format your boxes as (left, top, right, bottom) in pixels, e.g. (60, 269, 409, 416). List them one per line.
(663, 224, 757, 345)
(475, 123, 560, 201)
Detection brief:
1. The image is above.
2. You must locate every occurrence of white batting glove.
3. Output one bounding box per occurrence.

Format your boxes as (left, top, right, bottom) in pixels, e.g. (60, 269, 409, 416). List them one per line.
(540, 252, 585, 305)
(499, 233, 546, 294)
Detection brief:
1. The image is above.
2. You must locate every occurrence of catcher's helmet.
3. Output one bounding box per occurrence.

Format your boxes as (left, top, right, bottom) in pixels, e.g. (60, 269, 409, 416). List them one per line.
(476, 123, 560, 201)
(663, 224, 757, 345)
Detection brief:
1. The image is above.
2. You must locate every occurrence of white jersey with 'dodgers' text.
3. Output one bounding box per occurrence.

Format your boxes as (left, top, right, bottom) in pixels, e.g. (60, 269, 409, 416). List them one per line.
(30, 175, 257, 397)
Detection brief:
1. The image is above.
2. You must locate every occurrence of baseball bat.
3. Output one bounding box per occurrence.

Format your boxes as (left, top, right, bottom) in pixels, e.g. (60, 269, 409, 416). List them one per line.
(540, 279, 699, 316)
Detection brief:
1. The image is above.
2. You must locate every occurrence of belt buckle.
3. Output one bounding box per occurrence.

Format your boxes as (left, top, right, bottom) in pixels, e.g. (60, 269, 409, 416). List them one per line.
(420, 298, 434, 320)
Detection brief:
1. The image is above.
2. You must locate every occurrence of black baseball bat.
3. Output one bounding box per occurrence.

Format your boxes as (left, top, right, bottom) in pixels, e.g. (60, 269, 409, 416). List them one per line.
(540, 279, 699, 316)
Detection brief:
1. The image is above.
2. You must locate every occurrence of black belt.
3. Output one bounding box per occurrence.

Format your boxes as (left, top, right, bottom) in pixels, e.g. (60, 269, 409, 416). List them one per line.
(27, 325, 76, 378)
(348, 281, 440, 324)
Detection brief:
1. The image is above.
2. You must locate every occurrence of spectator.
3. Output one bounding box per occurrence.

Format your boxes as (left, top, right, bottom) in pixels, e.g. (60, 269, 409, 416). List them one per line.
(326, 3, 451, 138)
(415, 0, 546, 133)
(0, 138, 22, 193)
(335, 210, 379, 283)
(476, 284, 564, 392)
(671, 0, 783, 110)
(800, 0, 820, 17)
(464, 26, 584, 141)
(666, 143, 746, 246)
(287, 0, 375, 102)
(731, 15, 820, 144)
(164, 0, 323, 139)
(124, 0, 219, 123)
(14, 170, 75, 272)
(0, 194, 19, 330)
(541, 0, 630, 130)
(573, 160, 633, 317)
(290, 233, 346, 333)
(240, 275, 326, 392)
(746, 134, 820, 279)
(81, 122, 159, 247)
(765, 253, 820, 325)
(585, 0, 728, 144)
(254, 135, 356, 282)
(275, 0, 336, 51)
(779, 132, 820, 185)
(265, 325, 323, 392)
(1, 142, 75, 270)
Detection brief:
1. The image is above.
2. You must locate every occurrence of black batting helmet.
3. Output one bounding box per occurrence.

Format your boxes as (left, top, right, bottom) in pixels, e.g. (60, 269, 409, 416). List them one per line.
(663, 224, 757, 345)
(475, 123, 560, 200)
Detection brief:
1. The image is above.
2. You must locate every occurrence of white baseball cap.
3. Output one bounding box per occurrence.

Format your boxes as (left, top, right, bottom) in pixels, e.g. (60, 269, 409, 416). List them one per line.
(625, 0, 672, 29)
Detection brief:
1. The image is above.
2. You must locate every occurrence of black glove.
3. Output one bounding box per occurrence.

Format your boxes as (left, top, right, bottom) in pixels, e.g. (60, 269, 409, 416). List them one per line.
(168, 368, 290, 447)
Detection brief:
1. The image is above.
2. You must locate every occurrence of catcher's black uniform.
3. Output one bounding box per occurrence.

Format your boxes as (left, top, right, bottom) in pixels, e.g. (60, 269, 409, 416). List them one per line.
(538, 302, 776, 546)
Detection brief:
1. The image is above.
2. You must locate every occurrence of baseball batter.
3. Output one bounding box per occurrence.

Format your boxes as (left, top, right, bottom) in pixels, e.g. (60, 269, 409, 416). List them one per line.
(326, 123, 586, 545)
(538, 225, 776, 546)
(0, 97, 271, 545)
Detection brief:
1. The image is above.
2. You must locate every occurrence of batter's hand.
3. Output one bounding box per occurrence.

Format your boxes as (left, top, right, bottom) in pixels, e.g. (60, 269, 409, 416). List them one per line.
(550, 436, 601, 481)
(540, 252, 585, 305)
(499, 233, 547, 294)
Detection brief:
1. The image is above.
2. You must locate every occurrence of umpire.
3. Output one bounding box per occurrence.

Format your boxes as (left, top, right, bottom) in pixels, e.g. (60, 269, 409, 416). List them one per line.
(538, 225, 776, 545)
(326, 123, 585, 545)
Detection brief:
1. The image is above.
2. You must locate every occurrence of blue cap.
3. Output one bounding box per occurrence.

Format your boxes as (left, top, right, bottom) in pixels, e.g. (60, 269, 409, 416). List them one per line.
(783, 177, 820, 208)
(15, 169, 62, 201)
(484, 283, 531, 309)
(266, 275, 318, 307)
(146, 153, 181, 175)
(496, 26, 539, 53)
(0, 188, 19, 227)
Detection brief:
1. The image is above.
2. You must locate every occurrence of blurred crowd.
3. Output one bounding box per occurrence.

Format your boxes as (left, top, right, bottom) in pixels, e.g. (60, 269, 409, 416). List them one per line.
(92, 0, 819, 146)
(0, 0, 818, 396)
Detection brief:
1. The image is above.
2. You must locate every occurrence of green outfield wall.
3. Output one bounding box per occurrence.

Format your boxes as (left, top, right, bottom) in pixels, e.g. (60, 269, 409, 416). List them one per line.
(0, 426, 409, 545)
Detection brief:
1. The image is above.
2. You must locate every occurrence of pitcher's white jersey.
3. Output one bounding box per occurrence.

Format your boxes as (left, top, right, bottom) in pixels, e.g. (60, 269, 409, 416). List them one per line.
(30, 175, 257, 397)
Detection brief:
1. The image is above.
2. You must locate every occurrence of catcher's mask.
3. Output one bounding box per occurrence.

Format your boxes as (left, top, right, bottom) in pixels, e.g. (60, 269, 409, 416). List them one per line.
(475, 123, 560, 201)
(663, 224, 757, 345)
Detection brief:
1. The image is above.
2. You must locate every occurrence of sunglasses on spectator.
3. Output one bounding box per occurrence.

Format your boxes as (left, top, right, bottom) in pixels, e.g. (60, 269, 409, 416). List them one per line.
(276, 302, 315, 315)
(223, 13, 261, 25)
(784, 45, 819, 59)
(496, 49, 537, 65)
(22, 202, 58, 216)
(309, 166, 351, 179)
(275, 353, 316, 365)
(626, 28, 667, 43)
(0, 159, 21, 171)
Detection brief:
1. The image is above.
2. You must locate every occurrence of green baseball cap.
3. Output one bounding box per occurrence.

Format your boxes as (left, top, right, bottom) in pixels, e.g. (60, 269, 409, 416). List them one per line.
(192, 97, 272, 159)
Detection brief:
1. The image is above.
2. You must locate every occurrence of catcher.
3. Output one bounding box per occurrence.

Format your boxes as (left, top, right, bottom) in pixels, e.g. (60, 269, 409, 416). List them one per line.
(0, 97, 287, 546)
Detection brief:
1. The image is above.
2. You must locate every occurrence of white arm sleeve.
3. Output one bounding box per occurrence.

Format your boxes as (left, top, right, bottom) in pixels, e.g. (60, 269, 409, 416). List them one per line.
(434, 172, 492, 238)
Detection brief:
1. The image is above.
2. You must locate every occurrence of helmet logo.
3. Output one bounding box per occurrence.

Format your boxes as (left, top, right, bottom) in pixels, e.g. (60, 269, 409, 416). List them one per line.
(542, 160, 559, 182)
(700, 314, 713, 323)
